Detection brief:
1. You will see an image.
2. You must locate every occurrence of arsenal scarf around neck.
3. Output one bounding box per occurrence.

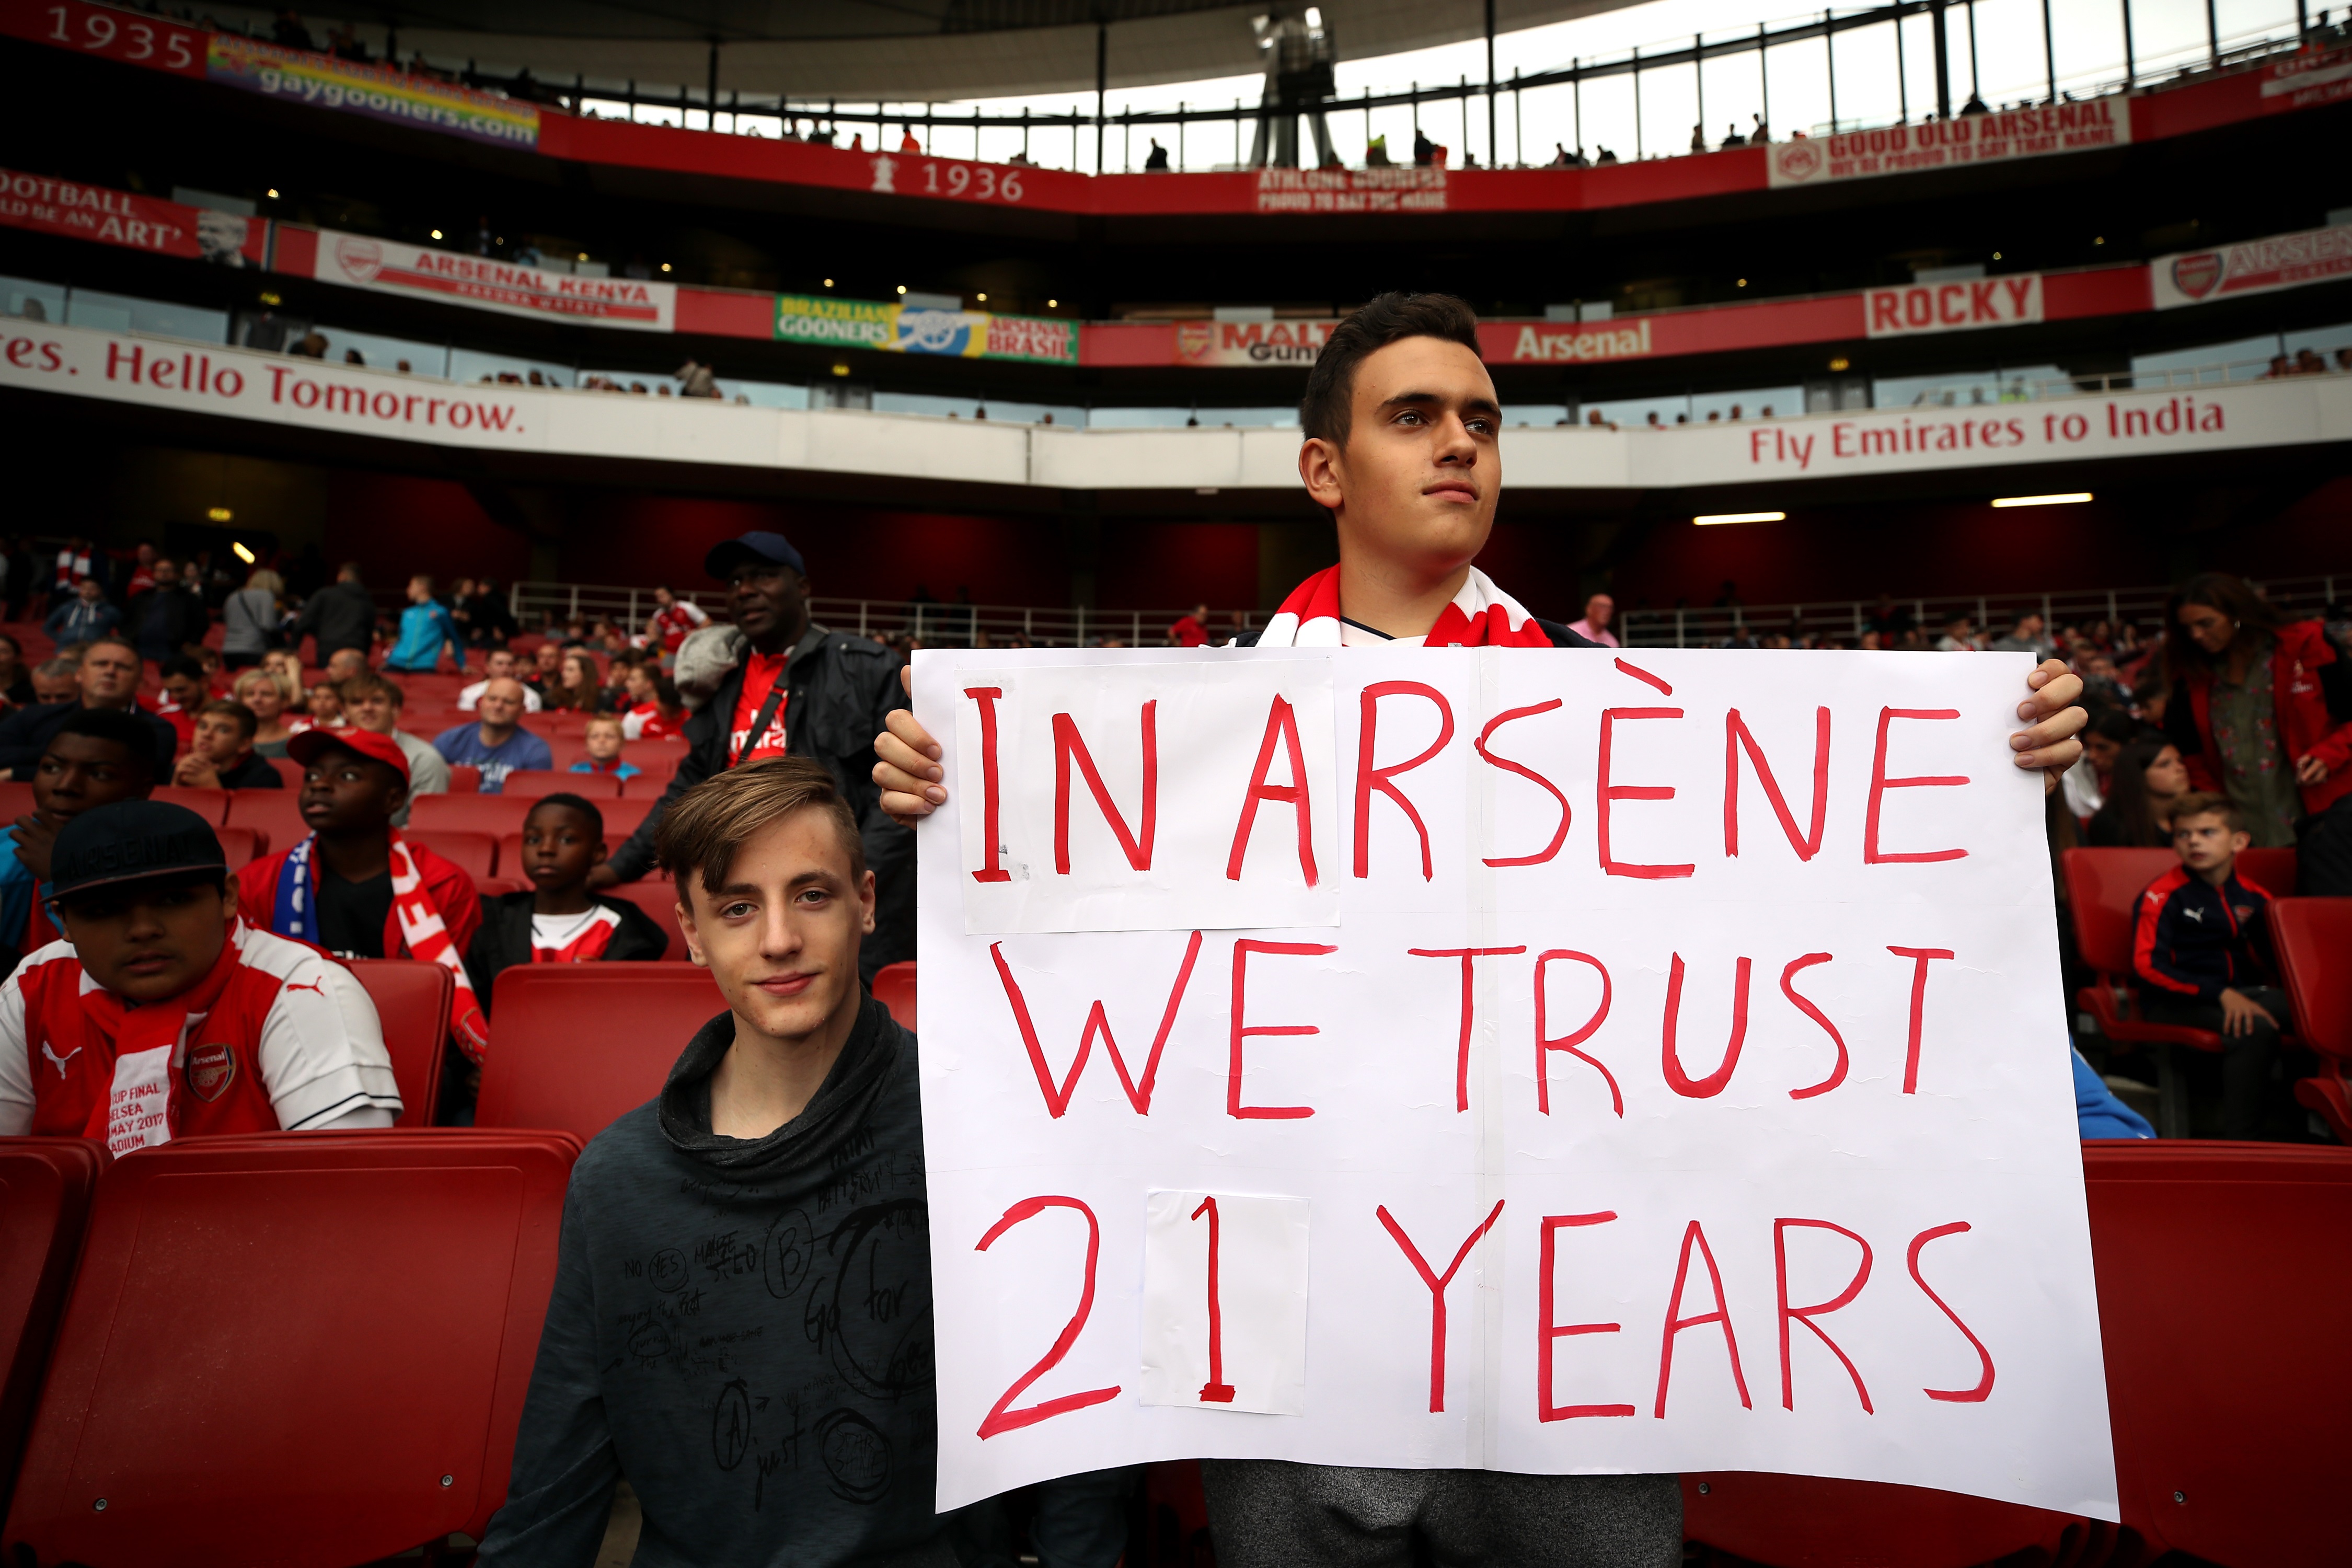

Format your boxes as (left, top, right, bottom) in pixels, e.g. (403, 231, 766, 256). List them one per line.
(1254, 565, 1554, 649)
(77, 928, 245, 1155)
(275, 829, 490, 1063)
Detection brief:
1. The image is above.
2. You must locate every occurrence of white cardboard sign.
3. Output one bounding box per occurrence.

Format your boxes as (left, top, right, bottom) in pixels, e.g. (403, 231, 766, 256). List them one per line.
(915, 647, 2117, 1519)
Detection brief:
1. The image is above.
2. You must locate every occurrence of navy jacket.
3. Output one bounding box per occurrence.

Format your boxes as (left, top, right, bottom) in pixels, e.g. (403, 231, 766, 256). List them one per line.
(2132, 862, 2278, 1001)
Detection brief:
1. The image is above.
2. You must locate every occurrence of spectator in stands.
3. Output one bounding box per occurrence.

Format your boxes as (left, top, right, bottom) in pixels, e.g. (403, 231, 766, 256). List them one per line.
(464, 793, 667, 1005)
(173, 700, 284, 791)
(220, 567, 283, 672)
(1169, 603, 1210, 647)
(589, 532, 911, 982)
(28, 660, 77, 706)
(1990, 611, 2057, 657)
(152, 656, 211, 752)
(1566, 591, 1620, 648)
(0, 799, 402, 1147)
(1413, 126, 1436, 165)
(465, 578, 517, 648)
(43, 577, 119, 645)
(2086, 739, 2190, 847)
(123, 543, 157, 599)
(523, 640, 565, 697)
(479, 756, 942, 1566)
(1145, 136, 1171, 169)
(460, 649, 545, 711)
(340, 674, 448, 818)
(433, 677, 551, 792)
(240, 726, 486, 1053)
(2131, 791, 2292, 1137)
(1750, 113, 1771, 143)
(2160, 570, 2352, 848)
(676, 360, 720, 398)
(1689, 122, 1707, 153)
(295, 562, 376, 666)
(620, 670, 685, 740)
(570, 716, 641, 781)
(128, 558, 205, 668)
(296, 681, 345, 735)
(2060, 708, 2141, 819)
(228, 668, 297, 759)
(545, 648, 606, 712)
(1936, 614, 1980, 651)
(643, 585, 711, 656)
(383, 575, 467, 674)
(872, 291, 2093, 1567)
(0, 635, 29, 710)
(0, 709, 162, 956)
(0, 636, 174, 781)
(1720, 122, 1746, 148)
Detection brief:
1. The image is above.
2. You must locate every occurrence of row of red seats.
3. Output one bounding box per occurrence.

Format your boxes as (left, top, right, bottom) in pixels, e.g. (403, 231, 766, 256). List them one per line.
(2063, 847, 2351, 1142)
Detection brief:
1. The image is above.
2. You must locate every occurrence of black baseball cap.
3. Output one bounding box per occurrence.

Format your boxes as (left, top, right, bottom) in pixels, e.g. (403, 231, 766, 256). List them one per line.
(48, 801, 228, 902)
(704, 530, 806, 581)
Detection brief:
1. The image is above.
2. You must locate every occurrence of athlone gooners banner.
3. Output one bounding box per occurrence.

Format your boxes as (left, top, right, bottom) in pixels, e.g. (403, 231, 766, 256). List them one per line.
(916, 647, 2118, 1517)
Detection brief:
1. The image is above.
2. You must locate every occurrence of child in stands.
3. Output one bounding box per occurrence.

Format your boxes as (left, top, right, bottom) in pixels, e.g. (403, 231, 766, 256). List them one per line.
(237, 728, 486, 1062)
(2132, 791, 2293, 1138)
(0, 709, 160, 962)
(568, 714, 641, 781)
(479, 757, 945, 1565)
(293, 680, 346, 734)
(0, 799, 399, 1149)
(172, 700, 285, 791)
(466, 792, 668, 991)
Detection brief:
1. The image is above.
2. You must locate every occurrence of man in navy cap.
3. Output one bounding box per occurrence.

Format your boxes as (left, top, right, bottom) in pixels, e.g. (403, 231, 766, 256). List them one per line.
(592, 531, 911, 978)
(0, 800, 400, 1152)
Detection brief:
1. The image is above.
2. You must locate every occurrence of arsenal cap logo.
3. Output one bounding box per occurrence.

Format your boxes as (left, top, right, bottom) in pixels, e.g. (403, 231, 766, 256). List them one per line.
(2171, 252, 2223, 299)
(187, 1042, 237, 1103)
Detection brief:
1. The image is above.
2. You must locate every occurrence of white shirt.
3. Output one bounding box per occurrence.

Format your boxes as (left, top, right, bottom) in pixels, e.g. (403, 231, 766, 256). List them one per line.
(459, 679, 544, 711)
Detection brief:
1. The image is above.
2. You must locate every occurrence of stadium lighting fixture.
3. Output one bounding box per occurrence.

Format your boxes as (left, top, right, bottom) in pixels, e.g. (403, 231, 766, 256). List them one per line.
(209, 508, 235, 524)
(832, 363, 851, 377)
(266, 188, 279, 198)
(659, 262, 671, 272)
(429, 228, 442, 239)
(976, 292, 987, 302)
(1693, 511, 1786, 526)
(823, 279, 834, 287)
(230, 539, 255, 562)
(1048, 298, 1059, 308)
(1305, 6, 1322, 24)
(1828, 356, 1850, 371)
(896, 284, 907, 294)
(1991, 492, 2092, 508)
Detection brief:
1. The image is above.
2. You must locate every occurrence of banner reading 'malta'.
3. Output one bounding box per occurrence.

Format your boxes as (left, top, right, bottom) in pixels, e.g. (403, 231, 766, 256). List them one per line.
(775, 294, 1077, 365)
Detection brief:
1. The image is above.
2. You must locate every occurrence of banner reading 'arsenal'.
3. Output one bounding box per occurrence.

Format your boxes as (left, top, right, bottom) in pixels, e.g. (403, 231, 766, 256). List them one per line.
(2152, 221, 2352, 309)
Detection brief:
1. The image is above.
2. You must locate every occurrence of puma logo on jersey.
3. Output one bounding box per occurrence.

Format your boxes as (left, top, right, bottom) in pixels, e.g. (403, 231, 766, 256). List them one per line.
(282, 977, 329, 996)
(40, 1043, 80, 1077)
(2181, 906, 2204, 923)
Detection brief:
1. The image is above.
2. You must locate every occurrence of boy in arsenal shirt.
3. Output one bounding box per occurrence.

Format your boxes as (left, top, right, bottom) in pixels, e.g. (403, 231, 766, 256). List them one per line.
(0, 799, 400, 1151)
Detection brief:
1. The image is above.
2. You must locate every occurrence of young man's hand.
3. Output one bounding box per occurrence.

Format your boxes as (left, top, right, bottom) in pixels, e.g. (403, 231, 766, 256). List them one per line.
(2012, 659, 2088, 795)
(874, 664, 946, 829)
(174, 756, 223, 790)
(13, 813, 56, 882)
(2217, 986, 2279, 1037)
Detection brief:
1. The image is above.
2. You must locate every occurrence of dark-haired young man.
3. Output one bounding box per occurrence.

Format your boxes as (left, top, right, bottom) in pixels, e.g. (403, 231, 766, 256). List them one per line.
(873, 292, 2091, 1566)
(0, 799, 399, 1149)
(173, 700, 285, 791)
(152, 654, 211, 752)
(0, 635, 177, 780)
(237, 727, 486, 1060)
(478, 757, 946, 1566)
(0, 708, 162, 959)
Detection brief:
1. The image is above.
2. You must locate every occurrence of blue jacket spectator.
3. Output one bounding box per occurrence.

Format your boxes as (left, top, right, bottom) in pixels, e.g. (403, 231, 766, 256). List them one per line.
(433, 678, 550, 792)
(384, 575, 466, 673)
(2072, 1048, 2155, 1140)
(43, 582, 120, 645)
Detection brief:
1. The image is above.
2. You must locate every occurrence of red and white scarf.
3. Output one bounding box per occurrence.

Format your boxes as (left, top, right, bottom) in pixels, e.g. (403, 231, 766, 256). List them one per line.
(278, 829, 489, 1064)
(1253, 566, 1554, 648)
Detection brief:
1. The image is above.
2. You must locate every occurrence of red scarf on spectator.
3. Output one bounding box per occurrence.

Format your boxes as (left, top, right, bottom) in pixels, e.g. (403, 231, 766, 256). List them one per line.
(1254, 566, 1553, 648)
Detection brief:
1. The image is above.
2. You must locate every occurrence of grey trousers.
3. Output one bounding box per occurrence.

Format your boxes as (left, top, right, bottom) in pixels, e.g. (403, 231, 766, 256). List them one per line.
(1199, 1460, 1682, 1568)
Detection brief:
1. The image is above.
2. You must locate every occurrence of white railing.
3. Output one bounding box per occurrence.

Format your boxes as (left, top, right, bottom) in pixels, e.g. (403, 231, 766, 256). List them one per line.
(505, 585, 1267, 649)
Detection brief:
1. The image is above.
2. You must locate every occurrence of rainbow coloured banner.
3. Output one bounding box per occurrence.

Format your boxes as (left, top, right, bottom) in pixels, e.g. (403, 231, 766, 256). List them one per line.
(205, 36, 539, 150)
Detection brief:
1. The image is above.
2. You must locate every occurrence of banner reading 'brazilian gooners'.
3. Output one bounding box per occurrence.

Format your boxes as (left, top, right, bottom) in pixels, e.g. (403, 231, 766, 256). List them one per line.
(206, 35, 540, 150)
(774, 294, 1078, 365)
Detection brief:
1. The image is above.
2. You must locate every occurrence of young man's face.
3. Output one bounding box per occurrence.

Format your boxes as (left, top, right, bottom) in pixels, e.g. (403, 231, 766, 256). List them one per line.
(584, 723, 622, 760)
(681, 807, 875, 1045)
(624, 666, 656, 702)
(325, 649, 367, 683)
(344, 688, 396, 733)
(300, 748, 406, 835)
(35, 736, 152, 824)
(1301, 335, 1501, 582)
(484, 650, 517, 680)
(193, 711, 249, 765)
(535, 643, 563, 675)
(79, 644, 142, 706)
(163, 672, 206, 711)
(59, 876, 237, 1003)
(522, 803, 605, 890)
(2172, 812, 2248, 874)
(76, 579, 102, 604)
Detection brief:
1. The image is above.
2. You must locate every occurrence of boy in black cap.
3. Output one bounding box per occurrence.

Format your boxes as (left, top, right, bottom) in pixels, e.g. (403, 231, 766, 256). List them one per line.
(0, 800, 400, 1152)
(0, 707, 160, 960)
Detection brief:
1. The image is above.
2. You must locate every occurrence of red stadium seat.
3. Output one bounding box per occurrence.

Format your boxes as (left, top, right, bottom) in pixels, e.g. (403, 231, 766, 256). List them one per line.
(151, 785, 229, 823)
(871, 960, 917, 1033)
(2269, 898, 2352, 1144)
(411, 793, 533, 837)
(477, 877, 526, 897)
(476, 965, 719, 1145)
(214, 823, 266, 870)
(1, 1131, 577, 1565)
(266, 756, 305, 788)
(223, 788, 309, 855)
(408, 828, 498, 881)
(0, 1138, 101, 1507)
(0, 782, 31, 823)
(598, 879, 684, 961)
(502, 768, 617, 798)
(348, 959, 453, 1129)
(447, 764, 482, 793)
(2085, 1140, 2352, 1565)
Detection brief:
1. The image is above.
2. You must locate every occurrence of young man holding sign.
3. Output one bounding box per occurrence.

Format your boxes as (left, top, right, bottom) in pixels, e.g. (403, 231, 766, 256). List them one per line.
(873, 293, 2089, 1566)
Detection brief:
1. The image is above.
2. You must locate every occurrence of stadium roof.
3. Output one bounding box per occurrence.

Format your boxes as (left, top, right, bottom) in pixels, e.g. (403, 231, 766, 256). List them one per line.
(225, 0, 1651, 101)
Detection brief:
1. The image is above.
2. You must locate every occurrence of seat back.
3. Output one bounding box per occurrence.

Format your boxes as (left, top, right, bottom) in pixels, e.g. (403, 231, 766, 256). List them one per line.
(266, 756, 305, 788)
(2235, 845, 2296, 897)
(0, 783, 32, 824)
(2061, 848, 2178, 973)
(446, 764, 482, 794)
(477, 965, 719, 1144)
(348, 960, 453, 1127)
(0, 1139, 101, 1517)
(499, 769, 614, 799)
(2271, 898, 2352, 1059)
(1, 1132, 577, 1563)
(599, 880, 684, 961)
(150, 785, 229, 824)
(223, 789, 310, 857)
(2085, 1142, 2352, 1566)
(214, 824, 266, 870)
(408, 828, 499, 882)
(411, 793, 533, 838)
(872, 961, 917, 1034)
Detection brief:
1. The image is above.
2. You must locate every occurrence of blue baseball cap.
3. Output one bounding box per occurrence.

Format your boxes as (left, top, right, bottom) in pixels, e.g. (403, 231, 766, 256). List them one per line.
(704, 531, 806, 581)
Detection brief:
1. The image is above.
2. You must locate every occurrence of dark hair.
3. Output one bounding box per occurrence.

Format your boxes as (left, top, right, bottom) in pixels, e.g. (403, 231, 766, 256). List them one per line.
(656, 755, 864, 905)
(1298, 292, 1483, 447)
(199, 698, 258, 743)
(2088, 739, 2183, 848)
(50, 707, 159, 778)
(527, 791, 604, 840)
(161, 654, 207, 684)
(2087, 709, 2141, 746)
(2160, 572, 2286, 689)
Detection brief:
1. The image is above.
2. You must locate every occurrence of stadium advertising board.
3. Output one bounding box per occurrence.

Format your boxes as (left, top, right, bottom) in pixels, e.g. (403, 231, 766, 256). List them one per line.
(286, 227, 675, 330)
(204, 34, 540, 149)
(775, 295, 1081, 364)
(1252, 166, 1450, 214)
(913, 645, 2117, 1516)
(1766, 99, 2129, 189)
(1173, 320, 1336, 368)
(2253, 42, 2352, 114)
(1489, 317, 1657, 364)
(0, 167, 264, 266)
(1862, 274, 2044, 338)
(2151, 221, 2352, 309)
